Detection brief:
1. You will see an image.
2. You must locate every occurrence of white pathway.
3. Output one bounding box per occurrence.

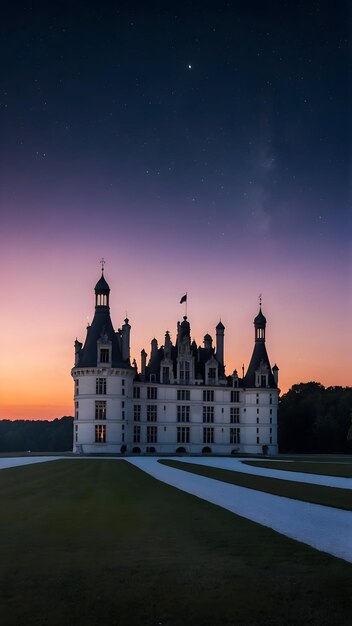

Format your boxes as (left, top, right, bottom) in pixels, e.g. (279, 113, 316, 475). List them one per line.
(1, 455, 352, 564)
(0, 456, 62, 470)
(170, 456, 352, 490)
(128, 457, 352, 564)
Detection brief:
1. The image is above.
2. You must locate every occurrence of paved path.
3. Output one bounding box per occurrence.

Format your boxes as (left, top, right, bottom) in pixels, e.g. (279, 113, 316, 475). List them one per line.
(1, 455, 352, 564)
(0, 456, 63, 470)
(170, 456, 352, 490)
(128, 457, 352, 564)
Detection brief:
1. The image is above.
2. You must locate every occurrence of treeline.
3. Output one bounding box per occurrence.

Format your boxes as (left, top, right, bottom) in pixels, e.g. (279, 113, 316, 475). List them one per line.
(0, 417, 73, 452)
(278, 382, 352, 453)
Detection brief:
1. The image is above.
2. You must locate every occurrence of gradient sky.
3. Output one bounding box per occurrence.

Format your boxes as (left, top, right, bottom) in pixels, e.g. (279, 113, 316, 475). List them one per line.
(0, 1, 350, 419)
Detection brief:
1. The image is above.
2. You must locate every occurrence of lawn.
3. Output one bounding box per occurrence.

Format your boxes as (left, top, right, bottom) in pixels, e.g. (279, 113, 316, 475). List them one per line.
(0, 460, 351, 626)
(160, 460, 352, 511)
(243, 460, 352, 478)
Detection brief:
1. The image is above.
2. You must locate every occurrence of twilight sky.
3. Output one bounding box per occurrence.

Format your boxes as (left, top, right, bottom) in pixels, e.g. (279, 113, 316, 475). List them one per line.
(0, 1, 350, 419)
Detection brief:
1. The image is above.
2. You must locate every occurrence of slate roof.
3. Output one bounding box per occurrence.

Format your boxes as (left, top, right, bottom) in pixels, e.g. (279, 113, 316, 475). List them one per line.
(243, 341, 277, 388)
(77, 307, 131, 369)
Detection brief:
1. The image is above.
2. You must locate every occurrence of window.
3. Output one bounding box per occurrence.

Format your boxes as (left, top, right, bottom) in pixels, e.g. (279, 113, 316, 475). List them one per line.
(270, 408, 272, 415)
(230, 427, 240, 444)
(203, 427, 214, 443)
(99, 348, 109, 363)
(163, 366, 170, 384)
(256, 394, 259, 405)
(147, 426, 157, 443)
(95, 401, 106, 420)
(203, 390, 214, 402)
(256, 428, 259, 434)
(231, 390, 240, 403)
(177, 405, 190, 422)
(75, 401, 79, 420)
(270, 394, 272, 405)
(96, 378, 106, 395)
(122, 411, 125, 420)
(134, 405, 141, 421)
(233, 378, 239, 388)
(257, 436, 260, 444)
(122, 379, 125, 387)
(177, 426, 190, 443)
(208, 367, 216, 380)
(261, 375, 267, 387)
(122, 389, 125, 396)
(147, 405, 157, 422)
(203, 406, 214, 423)
(75, 379, 79, 395)
(122, 401, 125, 408)
(179, 360, 191, 382)
(95, 424, 106, 443)
(257, 408, 259, 414)
(256, 417, 259, 424)
(177, 389, 190, 401)
(75, 424, 78, 442)
(270, 417, 272, 424)
(133, 387, 140, 399)
(133, 426, 141, 443)
(147, 386, 157, 400)
(270, 428, 272, 434)
(230, 407, 240, 423)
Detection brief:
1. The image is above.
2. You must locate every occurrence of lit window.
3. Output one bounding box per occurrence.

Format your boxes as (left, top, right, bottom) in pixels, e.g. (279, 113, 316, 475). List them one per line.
(95, 424, 106, 443)
(95, 401, 106, 420)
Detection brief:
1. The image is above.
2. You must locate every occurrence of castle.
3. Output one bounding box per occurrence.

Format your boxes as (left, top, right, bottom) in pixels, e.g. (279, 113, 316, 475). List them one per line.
(72, 271, 279, 454)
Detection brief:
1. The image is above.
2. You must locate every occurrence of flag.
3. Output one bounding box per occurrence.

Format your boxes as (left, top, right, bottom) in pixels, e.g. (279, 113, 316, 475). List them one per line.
(180, 293, 187, 304)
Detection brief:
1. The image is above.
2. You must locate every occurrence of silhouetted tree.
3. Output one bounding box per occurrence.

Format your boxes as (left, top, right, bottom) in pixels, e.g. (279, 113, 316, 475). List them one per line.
(0, 417, 73, 452)
(278, 383, 352, 453)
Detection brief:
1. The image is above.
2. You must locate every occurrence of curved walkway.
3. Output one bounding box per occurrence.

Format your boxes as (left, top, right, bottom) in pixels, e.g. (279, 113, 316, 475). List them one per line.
(128, 457, 352, 564)
(173, 456, 352, 489)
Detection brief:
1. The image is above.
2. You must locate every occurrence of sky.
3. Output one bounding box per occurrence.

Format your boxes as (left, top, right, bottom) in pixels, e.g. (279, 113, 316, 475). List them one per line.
(0, 1, 350, 419)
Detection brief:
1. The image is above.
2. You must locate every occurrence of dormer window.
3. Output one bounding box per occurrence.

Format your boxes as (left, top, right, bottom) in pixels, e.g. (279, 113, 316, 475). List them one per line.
(180, 361, 190, 382)
(261, 375, 267, 387)
(99, 348, 110, 363)
(208, 367, 216, 380)
(162, 366, 170, 384)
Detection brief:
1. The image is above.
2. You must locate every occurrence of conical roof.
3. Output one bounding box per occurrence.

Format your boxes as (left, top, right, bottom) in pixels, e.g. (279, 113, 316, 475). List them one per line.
(254, 307, 266, 326)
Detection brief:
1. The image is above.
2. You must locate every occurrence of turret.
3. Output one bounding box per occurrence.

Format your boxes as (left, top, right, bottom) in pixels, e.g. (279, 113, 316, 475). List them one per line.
(121, 318, 131, 361)
(272, 364, 279, 385)
(216, 320, 225, 365)
(74, 339, 82, 366)
(203, 333, 213, 350)
(164, 331, 172, 359)
(141, 349, 147, 379)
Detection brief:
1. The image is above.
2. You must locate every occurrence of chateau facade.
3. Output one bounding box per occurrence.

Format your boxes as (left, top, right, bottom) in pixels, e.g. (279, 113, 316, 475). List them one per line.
(72, 272, 279, 455)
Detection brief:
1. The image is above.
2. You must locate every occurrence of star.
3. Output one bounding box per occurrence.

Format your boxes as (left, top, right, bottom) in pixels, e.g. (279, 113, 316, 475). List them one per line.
(188, 64, 192, 69)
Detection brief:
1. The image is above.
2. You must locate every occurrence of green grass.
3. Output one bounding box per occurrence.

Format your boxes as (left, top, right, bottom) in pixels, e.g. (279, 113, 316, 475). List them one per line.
(160, 460, 352, 511)
(0, 460, 351, 626)
(243, 460, 352, 478)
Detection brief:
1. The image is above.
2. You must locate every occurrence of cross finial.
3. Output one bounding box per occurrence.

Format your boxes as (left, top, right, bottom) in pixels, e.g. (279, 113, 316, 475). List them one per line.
(100, 257, 106, 272)
(259, 293, 262, 307)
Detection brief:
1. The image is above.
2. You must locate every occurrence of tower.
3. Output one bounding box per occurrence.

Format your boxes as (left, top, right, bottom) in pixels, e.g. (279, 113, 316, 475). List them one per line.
(71, 269, 134, 453)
